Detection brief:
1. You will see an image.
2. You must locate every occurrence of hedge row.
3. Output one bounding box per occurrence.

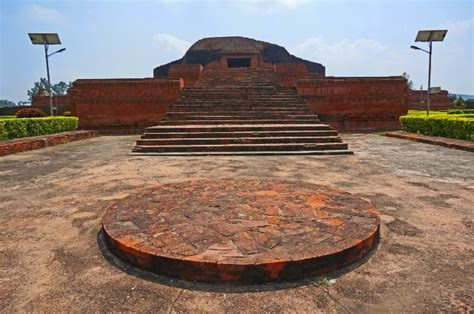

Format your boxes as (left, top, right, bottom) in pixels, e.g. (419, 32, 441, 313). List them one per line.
(447, 109, 474, 115)
(400, 115, 473, 141)
(0, 117, 78, 140)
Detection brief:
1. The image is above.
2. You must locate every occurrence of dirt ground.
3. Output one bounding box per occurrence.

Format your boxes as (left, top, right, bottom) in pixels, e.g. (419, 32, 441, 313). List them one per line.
(0, 134, 472, 313)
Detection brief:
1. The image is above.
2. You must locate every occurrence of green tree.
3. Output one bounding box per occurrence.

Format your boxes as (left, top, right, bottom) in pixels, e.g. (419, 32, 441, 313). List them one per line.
(27, 78, 72, 100)
(453, 96, 466, 109)
(402, 72, 414, 89)
(0, 99, 17, 107)
(52, 81, 72, 95)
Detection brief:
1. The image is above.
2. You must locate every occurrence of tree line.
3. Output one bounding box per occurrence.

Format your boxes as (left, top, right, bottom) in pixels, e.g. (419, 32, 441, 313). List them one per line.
(1, 78, 72, 107)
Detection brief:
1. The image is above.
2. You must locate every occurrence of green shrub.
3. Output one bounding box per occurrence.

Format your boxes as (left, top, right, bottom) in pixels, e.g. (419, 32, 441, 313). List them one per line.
(15, 107, 47, 118)
(0, 123, 7, 140)
(407, 110, 446, 116)
(447, 109, 474, 115)
(0, 117, 78, 140)
(400, 115, 474, 141)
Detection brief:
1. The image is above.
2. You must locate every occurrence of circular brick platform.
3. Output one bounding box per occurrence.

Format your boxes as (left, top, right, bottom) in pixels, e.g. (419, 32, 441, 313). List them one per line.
(101, 179, 380, 283)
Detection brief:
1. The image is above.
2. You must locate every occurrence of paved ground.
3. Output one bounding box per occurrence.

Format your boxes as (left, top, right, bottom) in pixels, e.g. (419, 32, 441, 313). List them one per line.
(0, 134, 472, 313)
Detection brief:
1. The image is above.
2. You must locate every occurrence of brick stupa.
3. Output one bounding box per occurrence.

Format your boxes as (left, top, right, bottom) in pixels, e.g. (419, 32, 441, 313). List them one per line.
(69, 36, 407, 140)
(131, 36, 352, 155)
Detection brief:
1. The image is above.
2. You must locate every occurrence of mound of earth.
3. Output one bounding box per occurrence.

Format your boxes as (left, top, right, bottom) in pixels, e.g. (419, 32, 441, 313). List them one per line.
(153, 36, 325, 77)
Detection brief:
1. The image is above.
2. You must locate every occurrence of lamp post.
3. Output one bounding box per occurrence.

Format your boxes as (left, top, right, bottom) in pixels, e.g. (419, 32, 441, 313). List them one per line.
(410, 30, 447, 116)
(45, 47, 66, 115)
(410, 44, 431, 115)
(28, 33, 66, 116)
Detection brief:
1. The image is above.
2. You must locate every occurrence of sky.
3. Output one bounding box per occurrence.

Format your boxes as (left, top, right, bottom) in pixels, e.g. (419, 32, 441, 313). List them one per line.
(0, 0, 473, 103)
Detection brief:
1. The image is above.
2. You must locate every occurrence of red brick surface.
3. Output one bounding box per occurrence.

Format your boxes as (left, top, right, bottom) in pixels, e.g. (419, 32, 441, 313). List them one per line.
(69, 78, 182, 132)
(0, 106, 30, 116)
(0, 130, 98, 156)
(102, 179, 380, 283)
(407, 89, 452, 110)
(31, 95, 71, 115)
(169, 64, 203, 87)
(296, 76, 408, 132)
(67, 62, 410, 134)
(385, 132, 474, 152)
(274, 63, 310, 87)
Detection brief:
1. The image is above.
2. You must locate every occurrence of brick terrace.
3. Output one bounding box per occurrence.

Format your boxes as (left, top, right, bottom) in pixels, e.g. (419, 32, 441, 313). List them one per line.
(102, 179, 380, 283)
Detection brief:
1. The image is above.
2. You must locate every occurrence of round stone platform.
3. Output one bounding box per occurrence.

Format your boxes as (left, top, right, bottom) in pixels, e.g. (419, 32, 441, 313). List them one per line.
(101, 179, 380, 283)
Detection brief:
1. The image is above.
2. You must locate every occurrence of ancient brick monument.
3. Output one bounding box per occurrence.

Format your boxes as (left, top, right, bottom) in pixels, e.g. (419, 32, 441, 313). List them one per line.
(71, 37, 388, 281)
(153, 36, 325, 78)
(69, 36, 410, 154)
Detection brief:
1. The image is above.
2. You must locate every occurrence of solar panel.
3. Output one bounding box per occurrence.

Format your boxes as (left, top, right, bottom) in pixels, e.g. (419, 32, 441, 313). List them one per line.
(28, 33, 61, 45)
(415, 30, 448, 42)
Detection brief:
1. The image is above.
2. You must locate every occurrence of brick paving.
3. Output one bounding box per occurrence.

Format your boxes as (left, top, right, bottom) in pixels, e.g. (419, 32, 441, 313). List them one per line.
(102, 179, 380, 283)
(1, 134, 472, 312)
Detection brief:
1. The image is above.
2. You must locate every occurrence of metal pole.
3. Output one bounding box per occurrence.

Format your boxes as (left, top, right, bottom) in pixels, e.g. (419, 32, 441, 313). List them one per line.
(44, 43, 53, 116)
(427, 40, 432, 116)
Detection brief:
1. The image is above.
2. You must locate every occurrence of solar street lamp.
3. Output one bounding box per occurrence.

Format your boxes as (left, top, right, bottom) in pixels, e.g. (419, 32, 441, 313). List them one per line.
(28, 33, 66, 116)
(410, 30, 447, 116)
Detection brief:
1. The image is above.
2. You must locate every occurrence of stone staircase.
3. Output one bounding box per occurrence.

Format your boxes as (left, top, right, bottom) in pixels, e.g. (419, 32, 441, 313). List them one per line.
(132, 67, 352, 155)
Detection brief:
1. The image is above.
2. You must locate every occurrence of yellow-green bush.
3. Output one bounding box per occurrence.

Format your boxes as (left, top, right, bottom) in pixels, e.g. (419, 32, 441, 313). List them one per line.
(0, 117, 78, 140)
(447, 109, 474, 115)
(400, 111, 473, 141)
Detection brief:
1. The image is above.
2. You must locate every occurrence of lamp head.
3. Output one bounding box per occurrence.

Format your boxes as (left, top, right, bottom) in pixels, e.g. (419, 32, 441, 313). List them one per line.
(410, 45, 421, 50)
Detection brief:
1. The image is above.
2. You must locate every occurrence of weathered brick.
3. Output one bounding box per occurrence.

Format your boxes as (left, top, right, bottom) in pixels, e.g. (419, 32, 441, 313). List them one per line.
(0, 130, 98, 156)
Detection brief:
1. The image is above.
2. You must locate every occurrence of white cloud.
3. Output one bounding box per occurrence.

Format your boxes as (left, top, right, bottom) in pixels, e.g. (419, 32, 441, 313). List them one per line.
(292, 36, 391, 76)
(292, 25, 473, 94)
(295, 37, 386, 55)
(275, 0, 310, 9)
(152, 33, 191, 56)
(28, 4, 65, 24)
(235, 0, 310, 15)
(440, 18, 474, 38)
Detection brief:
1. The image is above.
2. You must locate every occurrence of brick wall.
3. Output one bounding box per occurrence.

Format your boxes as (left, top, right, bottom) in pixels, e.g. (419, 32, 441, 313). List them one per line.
(169, 64, 203, 87)
(296, 76, 407, 132)
(274, 63, 310, 87)
(0, 106, 29, 116)
(69, 78, 183, 132)
(0, 130, 98, 156)
(32, 95, 71, 115)
(204, 55, 274, 71)
(407, 89, 452, 110)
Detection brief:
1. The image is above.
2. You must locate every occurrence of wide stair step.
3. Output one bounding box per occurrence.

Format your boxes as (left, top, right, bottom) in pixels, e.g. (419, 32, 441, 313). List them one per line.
(159, 119, 323, 125)
(142, 130, 339, 138)
(145, 124, 333, 133)
(137, 136, 342, 145)
(160, 115, 320, 120)
(132, 67, 352, 155)
(132, 142, 349, 154)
